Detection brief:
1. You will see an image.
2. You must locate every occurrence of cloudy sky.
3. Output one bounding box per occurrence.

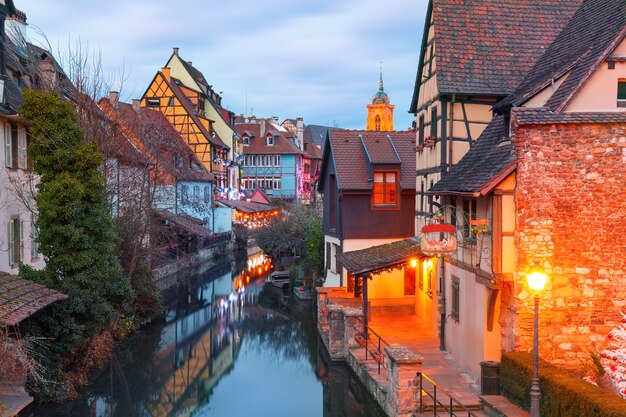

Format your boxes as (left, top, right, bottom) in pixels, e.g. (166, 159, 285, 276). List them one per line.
(18, 0, 427, 130)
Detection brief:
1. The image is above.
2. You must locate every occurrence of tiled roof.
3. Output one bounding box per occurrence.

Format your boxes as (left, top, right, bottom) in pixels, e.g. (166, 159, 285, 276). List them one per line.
(410, 0, 581, 111)
(0, 272, 67, 326)
(513, 107, 626, 125)
(304, 141, 323, 160)
(101, 99, 214, 184)
(326, 130, 416, 191)
(218, 199, 278, 214)
(337, 237, 427, 276)
(495, 0, 626, 112)
(304, 124, 337, 149)
(429, 116, 515, 195)
(155, 210, 212, 237)
(235, 121, 302, 155)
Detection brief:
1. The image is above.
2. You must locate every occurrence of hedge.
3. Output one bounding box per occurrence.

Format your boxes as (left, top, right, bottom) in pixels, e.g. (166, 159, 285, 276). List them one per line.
(501, 352, 626, 417)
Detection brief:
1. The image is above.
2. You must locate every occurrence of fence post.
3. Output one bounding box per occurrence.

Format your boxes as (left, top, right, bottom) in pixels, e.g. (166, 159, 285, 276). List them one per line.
(384, 346, 423, 416)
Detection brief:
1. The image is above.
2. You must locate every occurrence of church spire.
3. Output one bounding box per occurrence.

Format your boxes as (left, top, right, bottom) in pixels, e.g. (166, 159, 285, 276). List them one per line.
(366, 63, 394, 131)
(379, 62, 384, 92)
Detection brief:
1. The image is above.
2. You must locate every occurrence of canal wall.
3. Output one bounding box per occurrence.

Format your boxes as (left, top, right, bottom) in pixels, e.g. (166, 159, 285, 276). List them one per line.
(317, 288, 423, 417)
(153, 237, 234, 292)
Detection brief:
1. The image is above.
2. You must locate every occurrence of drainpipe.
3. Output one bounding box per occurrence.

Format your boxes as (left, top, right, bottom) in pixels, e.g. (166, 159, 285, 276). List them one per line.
(439, 254, 446, 351)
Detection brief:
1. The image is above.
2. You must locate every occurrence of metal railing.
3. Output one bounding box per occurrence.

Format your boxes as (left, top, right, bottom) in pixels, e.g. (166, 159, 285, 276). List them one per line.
(354, 317, 390, 374)
(417, 372, 481, 417)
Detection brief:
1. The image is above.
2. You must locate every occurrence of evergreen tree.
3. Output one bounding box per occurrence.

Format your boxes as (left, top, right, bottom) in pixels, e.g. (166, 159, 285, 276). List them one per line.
(19, 90, 133, 395)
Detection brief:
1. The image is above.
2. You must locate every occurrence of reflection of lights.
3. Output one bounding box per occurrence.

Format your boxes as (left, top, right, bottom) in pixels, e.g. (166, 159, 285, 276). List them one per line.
(246, 275, 250, 283)
(257, 266, 262, 274)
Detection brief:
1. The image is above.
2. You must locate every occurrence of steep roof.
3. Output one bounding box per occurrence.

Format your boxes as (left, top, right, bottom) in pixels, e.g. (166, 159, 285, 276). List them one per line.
(100, 98, 214, 184)
(235, 121, 302, 155)
(320, 130, 416, 192)
(410, 0, 582, 112)
(428, 116, 515, 195)
(495, 0, 626, 112)
(304, 124, 337, 149)
(0, 272, 67, 326)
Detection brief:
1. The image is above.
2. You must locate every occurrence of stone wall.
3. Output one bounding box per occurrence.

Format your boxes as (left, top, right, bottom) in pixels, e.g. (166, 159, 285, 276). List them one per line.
(511, 119, 626, 369)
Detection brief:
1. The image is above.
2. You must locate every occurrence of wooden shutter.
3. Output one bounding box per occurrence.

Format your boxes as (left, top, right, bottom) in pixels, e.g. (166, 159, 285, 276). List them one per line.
(17, 127, 27, 169)
(5, 124, 12, 168)
(8, 219, 14, 265)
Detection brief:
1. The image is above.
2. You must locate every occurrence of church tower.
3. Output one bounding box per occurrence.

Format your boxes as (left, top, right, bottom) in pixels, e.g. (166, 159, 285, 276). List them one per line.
(366, 70, 394, 131)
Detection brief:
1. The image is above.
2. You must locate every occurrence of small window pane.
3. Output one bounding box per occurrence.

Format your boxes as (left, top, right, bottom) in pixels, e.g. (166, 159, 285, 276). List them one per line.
(618, 80, 626, 100)
(374, 173, 384, 183)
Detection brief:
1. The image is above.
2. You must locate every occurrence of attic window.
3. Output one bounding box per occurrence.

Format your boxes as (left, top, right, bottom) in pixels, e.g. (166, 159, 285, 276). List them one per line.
(146, 98, 160, 107)
(243, 136, 250, 146)
(617, 80, 626, 107)
(372, 171, 399, 209)
(267, 135, 275, 146)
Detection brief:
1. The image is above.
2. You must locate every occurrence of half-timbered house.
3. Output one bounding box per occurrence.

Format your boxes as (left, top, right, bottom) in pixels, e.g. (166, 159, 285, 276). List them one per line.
(140, 67, 230, 191)
(410, 0, 582, 235)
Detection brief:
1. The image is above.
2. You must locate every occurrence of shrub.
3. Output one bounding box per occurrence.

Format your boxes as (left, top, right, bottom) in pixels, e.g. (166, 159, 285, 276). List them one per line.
(501, 352, 626, 417)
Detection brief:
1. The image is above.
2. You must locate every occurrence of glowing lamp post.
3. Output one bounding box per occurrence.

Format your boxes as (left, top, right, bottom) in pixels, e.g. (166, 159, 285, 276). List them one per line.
(527, 263, 547, 417)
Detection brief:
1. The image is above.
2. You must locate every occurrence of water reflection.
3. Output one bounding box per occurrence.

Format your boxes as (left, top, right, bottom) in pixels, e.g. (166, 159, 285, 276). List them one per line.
(20, 252, 384, 417)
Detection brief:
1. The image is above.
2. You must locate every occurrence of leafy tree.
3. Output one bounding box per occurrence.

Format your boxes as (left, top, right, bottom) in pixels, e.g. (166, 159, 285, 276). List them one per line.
(18, 89, 133, 397)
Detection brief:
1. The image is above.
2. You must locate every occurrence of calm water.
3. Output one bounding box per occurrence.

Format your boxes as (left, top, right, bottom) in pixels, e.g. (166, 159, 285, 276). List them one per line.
(20, 253, 385, 417)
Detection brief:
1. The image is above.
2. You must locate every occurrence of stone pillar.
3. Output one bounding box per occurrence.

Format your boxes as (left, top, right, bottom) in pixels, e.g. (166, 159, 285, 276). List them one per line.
(384, 346, 423, 417)
(316, 287, 332, 334)
(327, 305, 346, 361)
(342, 307, 363, 351)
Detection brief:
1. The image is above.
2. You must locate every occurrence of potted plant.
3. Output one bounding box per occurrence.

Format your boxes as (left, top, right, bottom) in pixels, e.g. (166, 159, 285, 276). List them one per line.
(424, 135, 436, 148)
(470, 219, 489, 235)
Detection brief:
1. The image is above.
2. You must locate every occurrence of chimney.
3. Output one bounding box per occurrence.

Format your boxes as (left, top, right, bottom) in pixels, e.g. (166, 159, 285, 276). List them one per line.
(259, 118, 266, 138)
(161, 67, 170, 81)
(132, 99, 140, 112)
(173, 47, 179, 56)
(109, 91, 119, 108)
(296, 117, 304, 151)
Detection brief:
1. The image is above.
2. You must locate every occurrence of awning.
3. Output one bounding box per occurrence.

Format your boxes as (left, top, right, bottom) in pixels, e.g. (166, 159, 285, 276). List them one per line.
(0, 272, 67, 326)
(337, 237, 428, 276)
(155, 210, 212, 237)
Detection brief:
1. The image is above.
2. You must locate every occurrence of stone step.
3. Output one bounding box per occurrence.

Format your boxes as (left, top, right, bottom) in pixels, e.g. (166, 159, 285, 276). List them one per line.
(480, 395, 529, 417)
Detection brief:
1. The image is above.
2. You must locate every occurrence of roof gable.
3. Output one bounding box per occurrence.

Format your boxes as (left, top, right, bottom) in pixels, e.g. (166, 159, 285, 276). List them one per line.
(496, 0, 626, 113)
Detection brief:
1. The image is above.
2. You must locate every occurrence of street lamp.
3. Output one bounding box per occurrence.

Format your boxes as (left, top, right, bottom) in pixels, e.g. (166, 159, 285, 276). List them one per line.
(527, 262, 547, 417)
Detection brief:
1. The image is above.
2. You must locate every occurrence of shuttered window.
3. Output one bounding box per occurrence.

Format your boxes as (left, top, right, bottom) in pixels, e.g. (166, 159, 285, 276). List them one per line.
(8, 218, 22, 267)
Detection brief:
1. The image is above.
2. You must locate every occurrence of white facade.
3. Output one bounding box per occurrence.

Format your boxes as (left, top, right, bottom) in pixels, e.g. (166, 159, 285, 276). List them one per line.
(0, 119, 44, 274)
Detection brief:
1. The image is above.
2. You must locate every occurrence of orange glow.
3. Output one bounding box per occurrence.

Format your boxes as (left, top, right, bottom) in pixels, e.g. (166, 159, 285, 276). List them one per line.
(410, 259, 418, 268)
(246, 276, 250, 283)
(257, 267, 262, 274)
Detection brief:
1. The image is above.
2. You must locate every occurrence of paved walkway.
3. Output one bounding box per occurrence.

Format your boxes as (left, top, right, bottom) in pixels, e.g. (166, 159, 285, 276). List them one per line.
(368, 306, 482, 409)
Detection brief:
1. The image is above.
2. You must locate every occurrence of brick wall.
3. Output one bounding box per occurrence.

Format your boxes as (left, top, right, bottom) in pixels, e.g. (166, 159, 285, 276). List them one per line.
(511, 120, 626, 369)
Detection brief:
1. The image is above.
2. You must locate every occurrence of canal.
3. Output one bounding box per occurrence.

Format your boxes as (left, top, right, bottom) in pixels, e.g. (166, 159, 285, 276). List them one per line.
(20, 252, 386, 417)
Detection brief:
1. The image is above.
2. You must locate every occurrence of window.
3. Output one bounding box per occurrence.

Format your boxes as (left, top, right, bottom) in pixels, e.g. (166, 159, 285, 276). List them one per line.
(372, 171, 397, 206)
(193, 186, 200, 204)
(431, 107, 438, 139)
(462, 198, 477, 241)
(267, 135, 274, 146)
(31, 214, 39, 261)
(204, 186, 211, 204)
(418, 115, 425, 145)
(264, 155, 270, 166)
(243, 136, 250, 146)
(4, 123, 17, 169)
(273, 155, 281, 166)
(146, 98, 160, 107)
(180, 184, 189, 205)
(8, 217, 22, 267)
(273, 177, 281, 190)
(168, 97, 174, 106)
(375, 115, 381, 131)
(451, 276, 460, 322)
(617, 79, 626, 107)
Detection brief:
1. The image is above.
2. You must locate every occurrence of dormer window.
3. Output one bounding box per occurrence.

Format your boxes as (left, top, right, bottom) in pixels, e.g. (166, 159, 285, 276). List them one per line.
(267, 135, 275, 146)
(243, 136, 250, 146)
(617, 79, 626, 108)
(372, 170, 399, 209)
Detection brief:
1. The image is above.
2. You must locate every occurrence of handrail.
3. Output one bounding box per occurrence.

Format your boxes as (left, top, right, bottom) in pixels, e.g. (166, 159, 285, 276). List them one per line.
(354, 317, 390, 374)
(418, 372, 482, 417)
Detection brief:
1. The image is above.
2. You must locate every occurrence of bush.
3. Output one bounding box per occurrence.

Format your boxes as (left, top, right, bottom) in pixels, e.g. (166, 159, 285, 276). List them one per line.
(501, 352, 626, 417)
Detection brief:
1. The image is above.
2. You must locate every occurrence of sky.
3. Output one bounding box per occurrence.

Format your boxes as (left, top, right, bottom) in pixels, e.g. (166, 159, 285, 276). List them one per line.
(18, 0, 428, 130)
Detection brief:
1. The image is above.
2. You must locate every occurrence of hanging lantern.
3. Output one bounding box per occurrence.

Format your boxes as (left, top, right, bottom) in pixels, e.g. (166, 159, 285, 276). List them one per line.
(420, 223, 457, 256)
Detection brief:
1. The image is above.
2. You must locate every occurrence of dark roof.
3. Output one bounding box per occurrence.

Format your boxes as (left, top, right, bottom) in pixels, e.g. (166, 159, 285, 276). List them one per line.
(304, 124, 337, 149)
(320, 130, 416, 192)
(428, 116, 516, 195)
(410, 0, 582, 112)
(337, 237, 427, 276)
(513, 107, 626, 125)
(155, 210, 212, 237)
(0, 272, 67, 326)
(495, 0, 626, 112)
(100, 99, 214, 183)
(235, 121, 302, 155)
(218, 199, 278, 214)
